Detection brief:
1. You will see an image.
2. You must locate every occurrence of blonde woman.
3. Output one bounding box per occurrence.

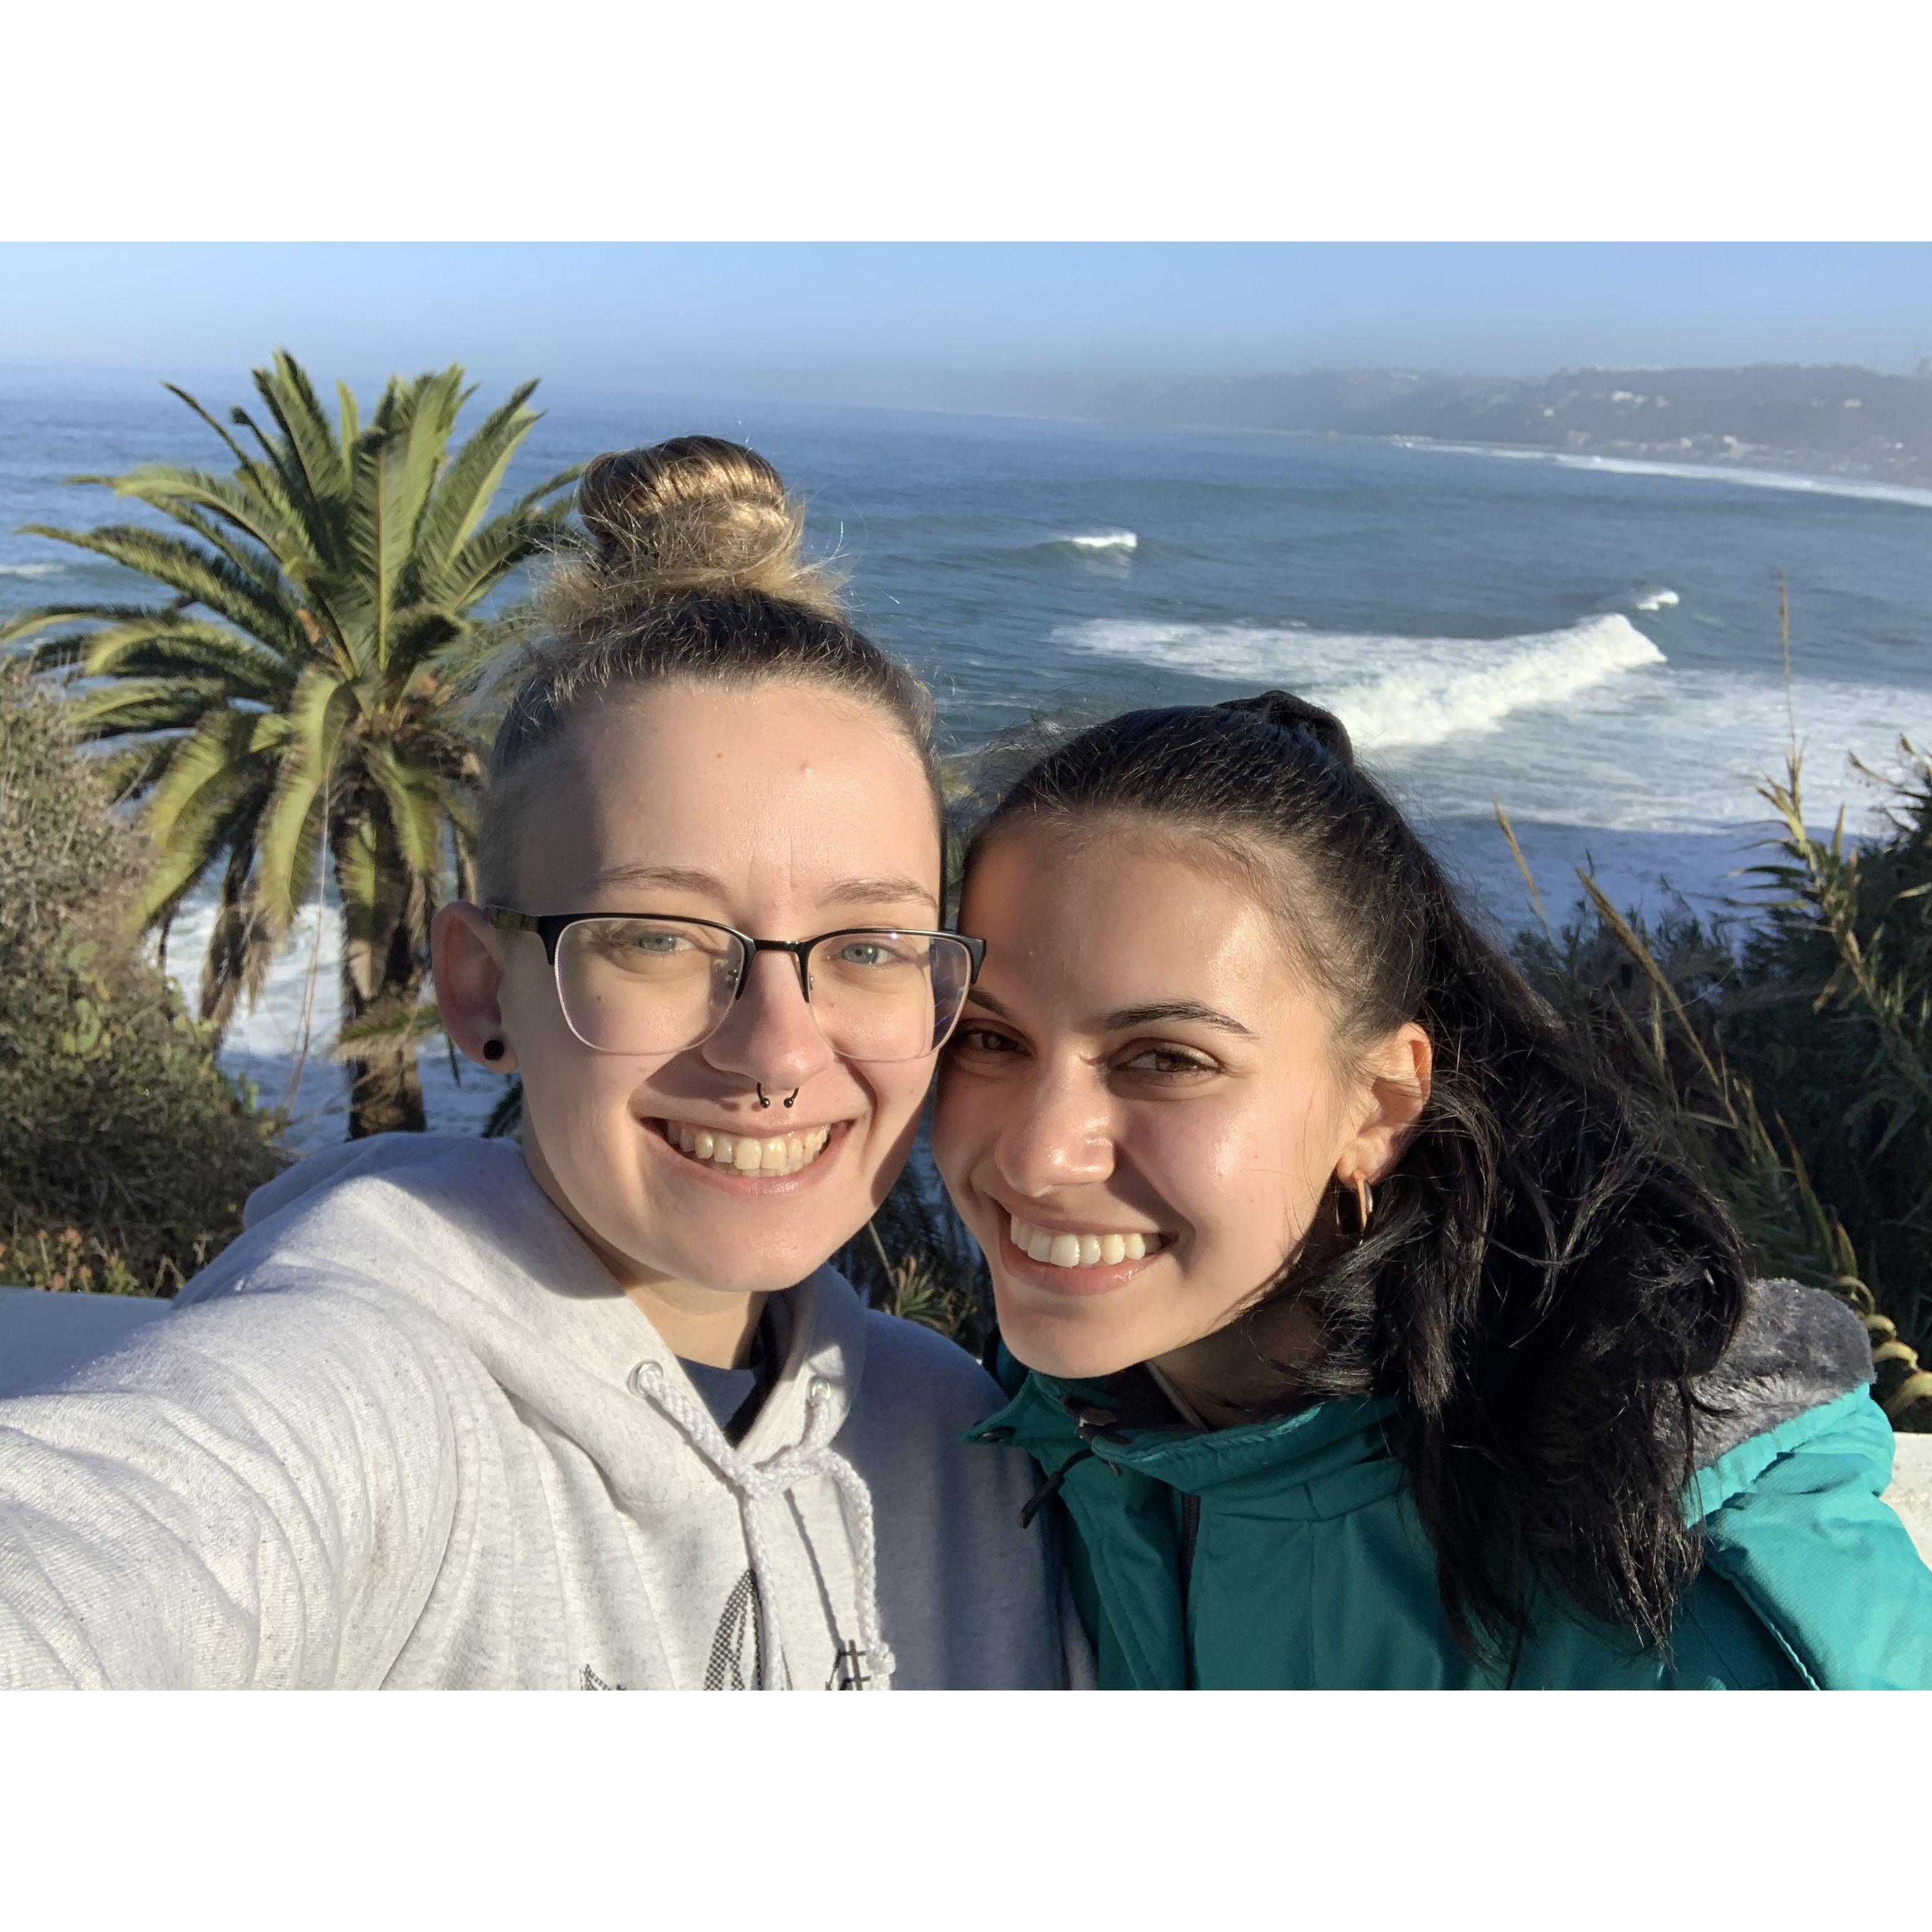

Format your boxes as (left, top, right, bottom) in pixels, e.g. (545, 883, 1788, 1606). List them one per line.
(0, 439, 1080, 1692)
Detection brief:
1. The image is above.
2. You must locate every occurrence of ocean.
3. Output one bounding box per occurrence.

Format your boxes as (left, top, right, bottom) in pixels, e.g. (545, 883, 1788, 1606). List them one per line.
(6, 370, 1931, 1144)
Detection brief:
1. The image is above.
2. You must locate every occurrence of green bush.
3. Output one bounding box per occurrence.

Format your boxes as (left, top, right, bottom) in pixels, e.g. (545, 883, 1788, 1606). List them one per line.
(1503, 752, 1932, 1431)
(0, 661, 286, 1294)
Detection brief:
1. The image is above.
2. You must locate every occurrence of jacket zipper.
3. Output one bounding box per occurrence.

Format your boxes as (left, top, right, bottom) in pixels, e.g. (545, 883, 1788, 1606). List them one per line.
(1178, 1492, 1201, 1689)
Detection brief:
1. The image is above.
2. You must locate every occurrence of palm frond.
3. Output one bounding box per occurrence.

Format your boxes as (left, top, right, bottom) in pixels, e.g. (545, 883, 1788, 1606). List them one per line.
(414, 380, 545, 589)
(66, 678, 238, 740)
(442, 507, 569, 610)
(254, 349, 353, 514)
(79, 619, 290, 696)
(250, 668, 355, 932)
(139, 706, 273, 868)
(361, 736, 453, 883)
(16, 522, 300, 648)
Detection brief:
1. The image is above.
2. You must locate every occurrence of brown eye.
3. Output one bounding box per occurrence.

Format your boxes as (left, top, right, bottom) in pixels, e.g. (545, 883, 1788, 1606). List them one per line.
(1121, 1046, 1216, 1079)
(952, 1026, 1022, 1057)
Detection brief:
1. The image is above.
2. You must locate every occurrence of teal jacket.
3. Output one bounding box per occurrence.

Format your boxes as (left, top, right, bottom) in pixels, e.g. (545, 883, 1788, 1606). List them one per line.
(969, 1283, 1932, 1689)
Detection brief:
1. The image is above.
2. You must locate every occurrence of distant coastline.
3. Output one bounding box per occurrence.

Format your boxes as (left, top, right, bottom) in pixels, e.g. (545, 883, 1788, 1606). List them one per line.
(816, 397, 1932, 509)
(614, 359, 1932, 496)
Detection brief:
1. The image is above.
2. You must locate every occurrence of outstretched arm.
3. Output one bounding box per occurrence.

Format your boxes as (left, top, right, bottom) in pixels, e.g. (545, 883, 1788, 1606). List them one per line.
(0, 1286, 459, 1689)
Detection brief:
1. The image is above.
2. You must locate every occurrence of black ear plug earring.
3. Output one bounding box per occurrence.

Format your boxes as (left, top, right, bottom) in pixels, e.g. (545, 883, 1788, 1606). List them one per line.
(483, 1039, 506, 1062)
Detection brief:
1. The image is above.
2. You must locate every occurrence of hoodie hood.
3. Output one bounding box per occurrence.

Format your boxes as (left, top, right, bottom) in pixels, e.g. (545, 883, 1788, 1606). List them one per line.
(1675, 1276, 1875, 1473)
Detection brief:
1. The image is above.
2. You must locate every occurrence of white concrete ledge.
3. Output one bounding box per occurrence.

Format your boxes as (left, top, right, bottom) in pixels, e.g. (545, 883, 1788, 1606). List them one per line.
(1887, 1431, 1932, 1568)
(0, 1285, 170, 1398)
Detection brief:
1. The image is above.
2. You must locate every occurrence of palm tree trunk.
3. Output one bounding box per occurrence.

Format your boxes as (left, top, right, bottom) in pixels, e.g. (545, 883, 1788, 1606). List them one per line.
(335, 818, 427, 1140)
(342, 911, 427, 1139)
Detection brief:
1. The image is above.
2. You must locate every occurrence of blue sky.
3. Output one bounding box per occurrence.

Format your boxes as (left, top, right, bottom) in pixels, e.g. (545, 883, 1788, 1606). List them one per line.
(3, 244, 1929, 389)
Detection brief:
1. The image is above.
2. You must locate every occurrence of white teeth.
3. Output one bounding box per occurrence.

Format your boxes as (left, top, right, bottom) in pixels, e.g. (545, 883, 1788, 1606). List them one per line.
(666, 1121, 831, 1176)
(1009, 1214, 1163, 1269)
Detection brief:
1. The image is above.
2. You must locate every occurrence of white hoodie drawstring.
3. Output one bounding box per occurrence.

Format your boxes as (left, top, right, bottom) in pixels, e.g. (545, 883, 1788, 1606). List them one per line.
(629, 1361, 896, 1689)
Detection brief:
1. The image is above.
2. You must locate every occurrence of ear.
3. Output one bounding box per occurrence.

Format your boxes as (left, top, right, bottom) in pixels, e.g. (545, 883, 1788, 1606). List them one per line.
(432, 902, 518, 1073)
(1337, 1021, 1433, 1191)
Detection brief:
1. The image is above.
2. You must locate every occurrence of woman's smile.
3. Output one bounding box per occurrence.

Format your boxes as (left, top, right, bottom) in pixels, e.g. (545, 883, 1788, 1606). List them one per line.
(649, 1114, 851, 1192)
(994, 1205, 1174, 1299)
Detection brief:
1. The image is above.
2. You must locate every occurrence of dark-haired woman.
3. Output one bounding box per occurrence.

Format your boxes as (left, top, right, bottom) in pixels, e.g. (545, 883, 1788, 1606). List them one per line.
(933, 690, 1932, 1688)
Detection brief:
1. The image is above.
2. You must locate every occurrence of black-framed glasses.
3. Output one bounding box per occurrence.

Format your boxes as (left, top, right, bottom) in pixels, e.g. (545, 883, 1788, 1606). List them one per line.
(487, 908, 985, 1063)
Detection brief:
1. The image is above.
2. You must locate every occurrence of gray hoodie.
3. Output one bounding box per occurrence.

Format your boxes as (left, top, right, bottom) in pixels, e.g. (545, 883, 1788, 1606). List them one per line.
(0, 1135, 1085, 1690)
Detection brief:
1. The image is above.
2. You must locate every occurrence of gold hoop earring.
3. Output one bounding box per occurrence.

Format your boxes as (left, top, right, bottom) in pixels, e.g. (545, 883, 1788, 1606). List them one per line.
(1345, 1172, 1373, 1234)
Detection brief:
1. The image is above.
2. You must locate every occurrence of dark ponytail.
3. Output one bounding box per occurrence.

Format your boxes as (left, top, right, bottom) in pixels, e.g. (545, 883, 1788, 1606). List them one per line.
(1214, 689, 1355, 766)
(969, 693, 1749, 1665)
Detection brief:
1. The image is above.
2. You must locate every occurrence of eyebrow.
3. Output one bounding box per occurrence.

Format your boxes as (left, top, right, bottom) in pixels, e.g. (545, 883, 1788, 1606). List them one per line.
(820, 874, 941, 914)
(582, 863, 938, 916)
(1103, 1000, 1259, 1040)
(966, 989, 1258, 1040)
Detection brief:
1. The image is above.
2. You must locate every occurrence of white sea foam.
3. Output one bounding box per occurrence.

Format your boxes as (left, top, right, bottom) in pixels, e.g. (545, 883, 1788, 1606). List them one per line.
(1063, 612, 1665, 752)
(1059, 530, 1138, 551)
(0, 561, 63, 579)
(1553, 454, 1932, 509)
(1633, 587, 1679, 611)
(1412, 665, 1932, 836)
(1398, 439, 1932, 510)
(160, 895, 507, 1149)
(1057, 611, 1932, 840)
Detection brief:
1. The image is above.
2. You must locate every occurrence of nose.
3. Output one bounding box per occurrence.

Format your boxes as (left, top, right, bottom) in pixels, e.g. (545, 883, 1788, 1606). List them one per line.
(993, 1056, 1116, 1200)
(700, 946, 838, 1097)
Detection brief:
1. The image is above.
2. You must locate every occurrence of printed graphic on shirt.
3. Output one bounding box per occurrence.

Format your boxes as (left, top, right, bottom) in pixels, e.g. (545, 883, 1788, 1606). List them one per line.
(704, 1568, 795, 1689)
(697, 1569, 881, 1690)
(829, 1640, 875, 1690)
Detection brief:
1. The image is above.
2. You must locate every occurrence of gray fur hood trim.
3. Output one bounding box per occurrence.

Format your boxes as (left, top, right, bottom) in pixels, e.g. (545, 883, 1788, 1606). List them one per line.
(1685, 1278, 1874, 1471)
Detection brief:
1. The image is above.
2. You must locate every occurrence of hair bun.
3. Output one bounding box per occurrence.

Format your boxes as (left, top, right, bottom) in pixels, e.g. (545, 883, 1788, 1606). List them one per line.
(1215, 689, 1354, 766)
(559, 435, 842, 623)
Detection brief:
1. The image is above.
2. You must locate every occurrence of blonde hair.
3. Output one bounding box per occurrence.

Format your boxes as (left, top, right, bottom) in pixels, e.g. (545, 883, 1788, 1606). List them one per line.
(477, 436, 939, 901)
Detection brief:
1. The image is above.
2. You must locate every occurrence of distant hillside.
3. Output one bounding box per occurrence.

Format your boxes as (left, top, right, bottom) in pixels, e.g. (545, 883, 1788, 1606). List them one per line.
(1077, 364, 1932, 487)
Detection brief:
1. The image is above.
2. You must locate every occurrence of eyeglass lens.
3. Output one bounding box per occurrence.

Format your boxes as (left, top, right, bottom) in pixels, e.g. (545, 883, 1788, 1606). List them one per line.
(552, 918, 974, 1062)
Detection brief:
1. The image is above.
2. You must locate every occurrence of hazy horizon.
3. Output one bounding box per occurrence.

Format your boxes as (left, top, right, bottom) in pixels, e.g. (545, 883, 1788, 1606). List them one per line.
(2, 245, 1929, 399)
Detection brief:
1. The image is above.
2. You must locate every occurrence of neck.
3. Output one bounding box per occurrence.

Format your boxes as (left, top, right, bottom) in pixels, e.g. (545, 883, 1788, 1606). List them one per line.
(520, 1136, 768, 1368)
(1150, 1206, 1354, 1426)
(1150, 1287, 1326, 1430)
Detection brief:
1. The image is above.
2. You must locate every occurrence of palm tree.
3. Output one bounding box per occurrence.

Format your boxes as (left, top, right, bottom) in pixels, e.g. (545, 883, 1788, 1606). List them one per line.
(1, 351, 579, 1137)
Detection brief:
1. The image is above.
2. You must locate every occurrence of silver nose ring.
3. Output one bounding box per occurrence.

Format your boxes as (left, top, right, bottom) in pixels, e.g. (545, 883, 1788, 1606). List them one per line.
(755, 1083, 800, 1109)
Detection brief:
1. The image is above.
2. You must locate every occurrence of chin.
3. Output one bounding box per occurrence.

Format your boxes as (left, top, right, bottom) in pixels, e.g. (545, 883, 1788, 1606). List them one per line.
(995, 1301, 1147, 1383)
(668, 1237, 835, 1297)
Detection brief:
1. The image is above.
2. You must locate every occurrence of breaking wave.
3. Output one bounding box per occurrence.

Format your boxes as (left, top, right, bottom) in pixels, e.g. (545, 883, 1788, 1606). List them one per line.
(1060, 611, 1665, 752)
(1056, 530, 1137, 552)
(0, 561, 64, 579)
(1633, 587, 1679, 611)
(1551, 454, 1932, 510)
